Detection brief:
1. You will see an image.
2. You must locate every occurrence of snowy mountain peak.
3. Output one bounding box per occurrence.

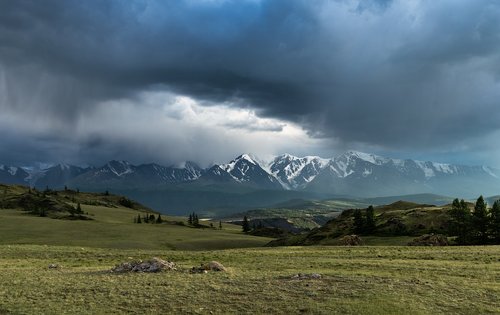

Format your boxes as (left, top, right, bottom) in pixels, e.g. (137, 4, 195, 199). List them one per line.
(106, 160, 134, 177)
(221, 154, 256, 175)
(7, 166, 18, 176)
(200, 154, 281, 189)
(237, 154, 257, 165)
(274, 153, 298, 161)
(269, 154, 330, 189)
(340, 151, 389, 165)
(0, 164, 30, 186)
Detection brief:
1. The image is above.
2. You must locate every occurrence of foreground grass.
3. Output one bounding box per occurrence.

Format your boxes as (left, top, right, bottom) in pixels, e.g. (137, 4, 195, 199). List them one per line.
(0, 245, 498, 314)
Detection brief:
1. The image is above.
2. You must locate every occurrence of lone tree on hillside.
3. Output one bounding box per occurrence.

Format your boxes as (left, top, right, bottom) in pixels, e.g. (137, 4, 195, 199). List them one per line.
(156, 214, 163, 224)
(242, 216, 250, 233)
(136, 214, 142, 224)
(353, 209, 365, 234)
(365, 205, 376, 233)
(472, 196, 489, 244)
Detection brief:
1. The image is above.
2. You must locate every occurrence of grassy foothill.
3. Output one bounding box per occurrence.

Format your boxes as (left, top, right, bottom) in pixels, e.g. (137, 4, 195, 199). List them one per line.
(0, 204, 271, 251)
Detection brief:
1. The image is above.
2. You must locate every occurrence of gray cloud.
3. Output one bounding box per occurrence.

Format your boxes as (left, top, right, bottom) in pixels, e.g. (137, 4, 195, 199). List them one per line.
(1, 0, 500, 166)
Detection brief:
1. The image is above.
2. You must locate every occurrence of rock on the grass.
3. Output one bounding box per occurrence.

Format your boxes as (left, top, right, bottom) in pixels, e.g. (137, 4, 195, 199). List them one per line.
(408, 234, 449, 246)
(338, 235, 363, 246)
(204, 261, 226, 271)
(111, 257, 176, 273)
(48, 263, 60, 269)
(290, 273, 321, 280)
(190, 261, 226, 273)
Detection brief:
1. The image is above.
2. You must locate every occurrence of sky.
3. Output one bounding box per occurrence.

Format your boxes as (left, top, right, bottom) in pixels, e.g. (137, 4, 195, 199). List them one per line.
(1, 0, 500, 168)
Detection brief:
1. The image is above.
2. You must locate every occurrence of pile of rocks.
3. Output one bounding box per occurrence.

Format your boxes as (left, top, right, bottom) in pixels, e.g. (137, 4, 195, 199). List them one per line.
(408, 234, 449, 246)
(289, 273, 321, 280)
(190, 261, 226, 273)
(338, 234, 363, 246)
(111, 257, 176, 273)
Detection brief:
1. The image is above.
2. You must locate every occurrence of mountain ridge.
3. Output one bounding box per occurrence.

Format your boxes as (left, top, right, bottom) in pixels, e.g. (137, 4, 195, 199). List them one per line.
(1, 151, 499, 202)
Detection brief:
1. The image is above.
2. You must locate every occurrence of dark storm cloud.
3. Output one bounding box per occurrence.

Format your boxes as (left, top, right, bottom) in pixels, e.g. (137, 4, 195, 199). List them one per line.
(1, 0, 500, 165)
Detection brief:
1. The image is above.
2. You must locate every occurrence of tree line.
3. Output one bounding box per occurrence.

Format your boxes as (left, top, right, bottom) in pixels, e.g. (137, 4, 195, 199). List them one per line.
(449, 196, 500, 245)
(134, 213, 163, 224)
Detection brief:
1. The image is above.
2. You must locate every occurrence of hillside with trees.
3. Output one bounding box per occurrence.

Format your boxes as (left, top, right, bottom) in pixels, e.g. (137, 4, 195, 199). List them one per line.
(268, 197, 500, 246)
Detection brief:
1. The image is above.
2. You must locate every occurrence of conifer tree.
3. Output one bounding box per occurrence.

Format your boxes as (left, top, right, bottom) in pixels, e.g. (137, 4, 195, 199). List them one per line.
(242, 216, 250, 233)
(472, 196, 489, 244)
(76, 203, 82, 214)
(219, 220, 222, 230)
(188, 213, 193, 225)
(137, 214, 142, 224)
(353, 209, 365, 234)
(489, 200, 500, 244)
(365, 205, 376, 233)
(449, 198, 471, 244)
(193, 213, 199, 225)
(156, 214, 163, 224)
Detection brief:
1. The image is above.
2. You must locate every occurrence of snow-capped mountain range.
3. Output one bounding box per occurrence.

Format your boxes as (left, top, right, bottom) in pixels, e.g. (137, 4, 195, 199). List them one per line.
(1, 151, 499, 197)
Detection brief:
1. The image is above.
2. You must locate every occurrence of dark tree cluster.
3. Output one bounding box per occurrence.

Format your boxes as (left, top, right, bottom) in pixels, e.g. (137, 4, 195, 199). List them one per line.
(119, 197, 134, 208)
(353, 205, 376, 235)
(188, 212, 199, 226)
(242, 216, 250, 233)
(134, 213, 163, 224)
(449, 196, 500, 245)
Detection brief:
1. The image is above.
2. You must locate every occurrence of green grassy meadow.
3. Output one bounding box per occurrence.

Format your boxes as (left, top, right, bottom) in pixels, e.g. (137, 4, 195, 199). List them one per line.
(0, 191, 499, 314)
(0, 245, 498, 314)
(0, 204, 270, 250)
